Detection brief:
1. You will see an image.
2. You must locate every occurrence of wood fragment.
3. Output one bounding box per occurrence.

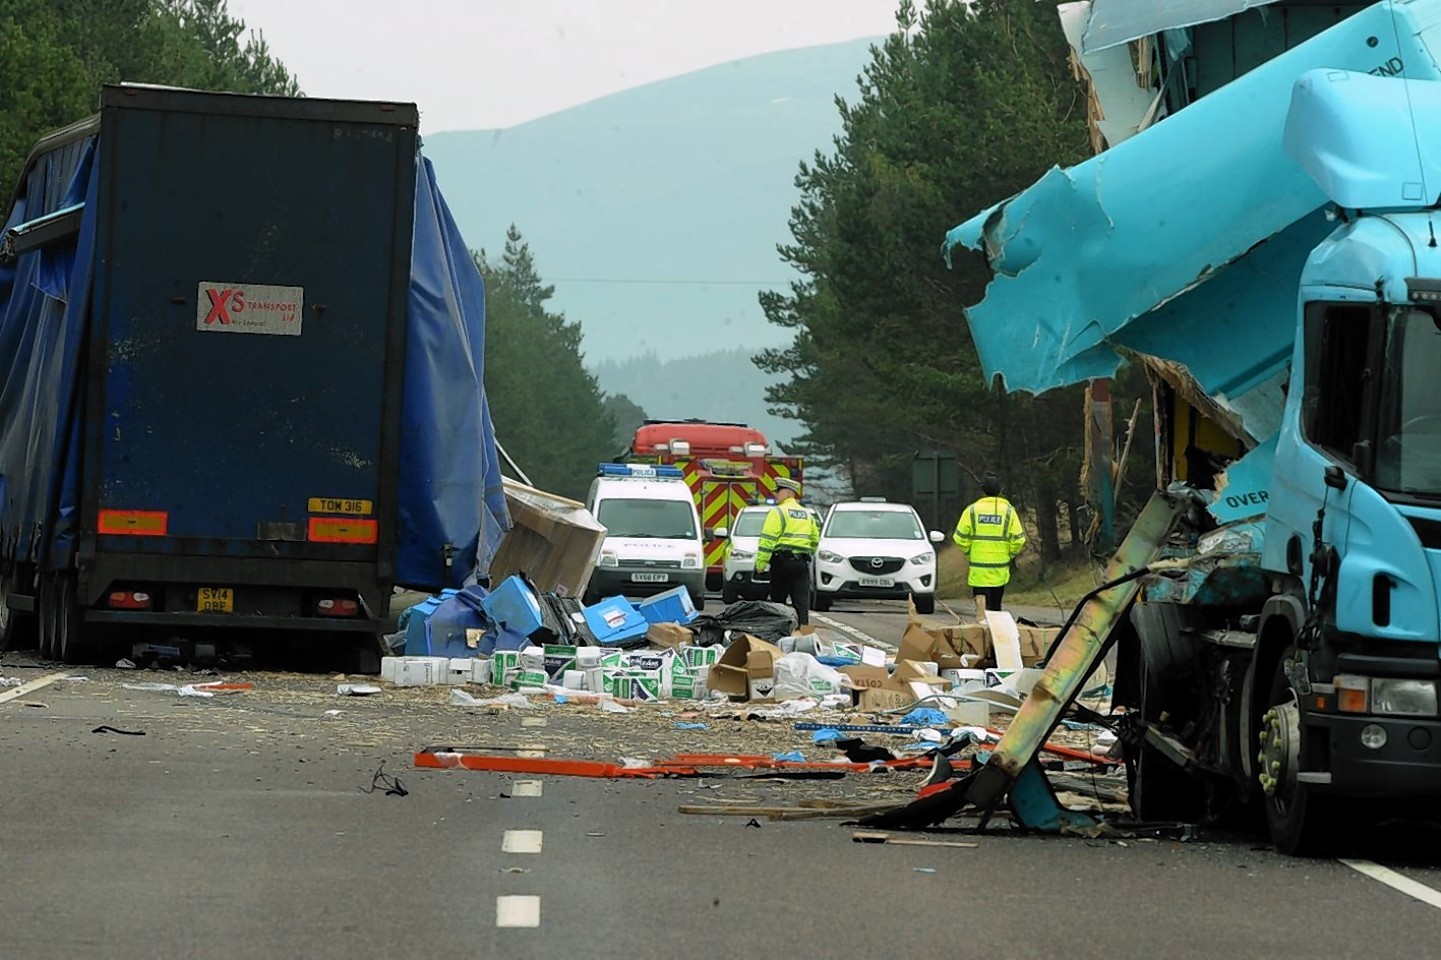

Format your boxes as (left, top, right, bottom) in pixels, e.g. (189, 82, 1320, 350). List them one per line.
(852, 830, 978, 849)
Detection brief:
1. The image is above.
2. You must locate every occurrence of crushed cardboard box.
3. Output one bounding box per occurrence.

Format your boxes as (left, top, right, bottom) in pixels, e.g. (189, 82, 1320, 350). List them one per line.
(708, 635, 783, 701)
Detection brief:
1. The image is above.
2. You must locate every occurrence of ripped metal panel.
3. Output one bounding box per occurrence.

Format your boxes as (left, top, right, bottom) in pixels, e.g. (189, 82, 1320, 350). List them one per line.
(946, 3, 1426, 439)
(1081, 0, 1285, 54)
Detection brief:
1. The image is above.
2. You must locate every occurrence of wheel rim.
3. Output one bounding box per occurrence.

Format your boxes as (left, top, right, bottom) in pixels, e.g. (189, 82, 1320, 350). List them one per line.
(1258, 695, 1302, 811)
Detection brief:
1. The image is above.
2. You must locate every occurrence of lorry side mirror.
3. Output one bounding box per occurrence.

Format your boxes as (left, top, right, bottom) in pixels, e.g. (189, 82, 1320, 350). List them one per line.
(1324, 464, 1349, 491)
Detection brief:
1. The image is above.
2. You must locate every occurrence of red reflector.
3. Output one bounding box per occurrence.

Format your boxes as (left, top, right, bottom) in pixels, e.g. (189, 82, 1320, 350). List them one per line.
(98, 510, 168, 536)
(308, 518, 378, 544)
(316, 598, 360, 617)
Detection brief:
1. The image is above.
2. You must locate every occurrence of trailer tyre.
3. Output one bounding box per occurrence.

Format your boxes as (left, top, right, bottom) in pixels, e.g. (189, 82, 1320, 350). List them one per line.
(53, 573, 90, 666)
(0, 571, 36, 652)
(37, 576, 57, 660)
(1259, 648, 1333, 856)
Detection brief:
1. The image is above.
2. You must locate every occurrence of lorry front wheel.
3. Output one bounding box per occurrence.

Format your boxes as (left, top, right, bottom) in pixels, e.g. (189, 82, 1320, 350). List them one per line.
(1259, 648, 1333, 856)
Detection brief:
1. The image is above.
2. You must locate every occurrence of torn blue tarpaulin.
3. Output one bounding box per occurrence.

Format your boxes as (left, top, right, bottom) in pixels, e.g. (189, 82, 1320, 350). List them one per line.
(1080, 0, 1285, 54)
(944, 3, 1431, 441)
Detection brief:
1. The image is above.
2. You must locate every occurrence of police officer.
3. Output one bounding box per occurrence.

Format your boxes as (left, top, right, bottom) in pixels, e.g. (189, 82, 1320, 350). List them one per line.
(753, 477, 821, 626)
(952, 472, 1026, 613)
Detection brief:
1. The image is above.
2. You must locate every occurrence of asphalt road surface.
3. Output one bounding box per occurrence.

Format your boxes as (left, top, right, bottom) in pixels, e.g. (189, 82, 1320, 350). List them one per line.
(4, 600, 1441, 959)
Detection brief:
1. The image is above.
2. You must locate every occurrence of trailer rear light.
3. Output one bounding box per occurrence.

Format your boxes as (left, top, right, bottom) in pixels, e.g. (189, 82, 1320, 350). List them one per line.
(108, 591, 152, 610)
(98, 510, 168, 536)
(315, 598, 360, 617)
(1336, 674, 1369, 713)
(308, 518, 378, 544)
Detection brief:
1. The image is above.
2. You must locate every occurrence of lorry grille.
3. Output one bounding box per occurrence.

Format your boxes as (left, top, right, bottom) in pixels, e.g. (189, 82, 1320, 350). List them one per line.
(848, 557, 904, 575)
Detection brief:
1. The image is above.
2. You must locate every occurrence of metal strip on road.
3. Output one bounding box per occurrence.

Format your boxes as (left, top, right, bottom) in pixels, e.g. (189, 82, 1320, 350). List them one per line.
(496, 895, 541, 928)
(1340, 859, 1441, 910)
(0, 672, 66, 705)
(812, 613, 896, 651)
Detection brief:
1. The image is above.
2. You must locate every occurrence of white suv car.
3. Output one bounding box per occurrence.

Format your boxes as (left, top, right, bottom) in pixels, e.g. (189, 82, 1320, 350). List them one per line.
(811, 499, 945, 614)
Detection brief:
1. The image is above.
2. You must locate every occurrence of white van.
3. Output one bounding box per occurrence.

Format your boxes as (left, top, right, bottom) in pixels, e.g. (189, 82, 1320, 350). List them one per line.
(583, 464, 706, 609)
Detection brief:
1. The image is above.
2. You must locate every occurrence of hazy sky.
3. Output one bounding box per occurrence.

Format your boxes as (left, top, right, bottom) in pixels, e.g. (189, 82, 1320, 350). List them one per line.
(228, 0, 902, 132)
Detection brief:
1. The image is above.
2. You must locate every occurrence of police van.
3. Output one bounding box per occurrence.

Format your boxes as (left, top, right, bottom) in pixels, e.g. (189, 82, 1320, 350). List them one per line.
(582, 464, 706, 609)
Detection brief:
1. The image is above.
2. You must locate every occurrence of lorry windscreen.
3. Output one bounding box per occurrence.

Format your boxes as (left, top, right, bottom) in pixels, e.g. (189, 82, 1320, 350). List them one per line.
(1376, 307, 1441, 497)
(596, 498, 698, 539)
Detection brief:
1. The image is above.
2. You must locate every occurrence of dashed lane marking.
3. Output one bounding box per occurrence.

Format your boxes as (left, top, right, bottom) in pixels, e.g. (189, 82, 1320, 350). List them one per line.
(1340, 859, 1441, 910)
(502, 830, 544, 854)
(812, 614, 894, 651)
(0, 672, 66, 705)
(496, 895, 541, 928)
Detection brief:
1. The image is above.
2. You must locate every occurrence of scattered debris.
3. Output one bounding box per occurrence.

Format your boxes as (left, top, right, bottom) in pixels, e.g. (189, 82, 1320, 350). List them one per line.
(359, 763, 408, 797)
(115, 659, 137, 670)
(336, 684, 382, 696)
(91, 725, 146, 736)
(852, 831, 977, 849)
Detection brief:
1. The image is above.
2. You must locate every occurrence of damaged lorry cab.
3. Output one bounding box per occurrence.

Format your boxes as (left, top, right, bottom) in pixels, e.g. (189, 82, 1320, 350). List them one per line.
(949, 0, 1441, 854)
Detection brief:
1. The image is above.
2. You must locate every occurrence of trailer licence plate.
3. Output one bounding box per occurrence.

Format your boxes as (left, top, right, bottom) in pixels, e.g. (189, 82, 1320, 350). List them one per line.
(631, 573, 670, 583)
(858, 577, 894, 588)
(197, 587, 234, 613)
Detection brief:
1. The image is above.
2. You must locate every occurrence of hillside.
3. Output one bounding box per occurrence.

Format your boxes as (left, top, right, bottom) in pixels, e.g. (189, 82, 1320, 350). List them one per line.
(422, 39, 878, 365)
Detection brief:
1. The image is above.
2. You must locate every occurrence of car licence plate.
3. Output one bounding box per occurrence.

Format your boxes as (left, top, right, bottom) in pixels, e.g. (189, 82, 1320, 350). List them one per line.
(631, 572, 670, 583)
(197, 587, 234, 613)
(858, 577, 894, 588)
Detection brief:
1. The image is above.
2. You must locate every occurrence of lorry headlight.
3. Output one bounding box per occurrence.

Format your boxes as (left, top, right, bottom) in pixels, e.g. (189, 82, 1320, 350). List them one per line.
(598, 552, 618, 568)
(910, 551, 934, 566)
(1371, 678, 1438, 717)
(818, 550, 843, 564)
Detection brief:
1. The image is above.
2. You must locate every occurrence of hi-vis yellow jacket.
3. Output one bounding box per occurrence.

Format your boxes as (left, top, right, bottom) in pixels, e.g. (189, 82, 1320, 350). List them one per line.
(754, 503, 821, 573)
(952, 496, 1026, 587)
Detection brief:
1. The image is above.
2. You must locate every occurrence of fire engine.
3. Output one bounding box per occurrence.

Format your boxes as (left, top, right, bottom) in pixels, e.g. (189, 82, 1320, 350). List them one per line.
(626, 420, 803, 591)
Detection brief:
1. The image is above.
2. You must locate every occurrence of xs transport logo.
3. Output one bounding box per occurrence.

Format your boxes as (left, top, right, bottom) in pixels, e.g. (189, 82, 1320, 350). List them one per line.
(197, 282, 305, 337)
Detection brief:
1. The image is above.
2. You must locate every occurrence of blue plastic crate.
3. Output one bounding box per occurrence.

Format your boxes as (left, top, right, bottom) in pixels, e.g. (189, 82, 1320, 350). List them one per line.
(637, 585, 698, 625)
(400, 588, 460, 655)
(582, 596, 650, 647)
(480, 575, 546, 640)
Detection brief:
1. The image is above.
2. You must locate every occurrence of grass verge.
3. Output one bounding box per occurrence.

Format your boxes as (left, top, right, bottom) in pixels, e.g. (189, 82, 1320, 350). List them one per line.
(937, 545, 1104, 612)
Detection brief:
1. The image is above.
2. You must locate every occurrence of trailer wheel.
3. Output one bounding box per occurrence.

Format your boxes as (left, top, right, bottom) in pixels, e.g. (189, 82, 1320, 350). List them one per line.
(0, 570, 36, 652)
(37, 576, 57, 660)
(53, 573, 90, 666)
(1259, 648, 1333, 856)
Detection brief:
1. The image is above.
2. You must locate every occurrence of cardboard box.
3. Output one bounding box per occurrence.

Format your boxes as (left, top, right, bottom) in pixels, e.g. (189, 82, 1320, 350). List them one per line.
(902, 615, 1058, 668)
(602, 668, 662, 701)
(646, 622, 694, 650)
(445, 658, 476, 685)
(678, 645, 722, 671)
(854, 659, 949, 710)
(542, 644, 579, 682)
(492, 650, 521, 674)
(625, 650, 676, 673)
(471, 659, 494, 685)
(898, 622, 968, 672)
(511, 668, 548, 690)
(839, 665, 890, 691)
(382, 655, 448, 686)
(708, 635, 783, 700)
(489, 478, 607, 599)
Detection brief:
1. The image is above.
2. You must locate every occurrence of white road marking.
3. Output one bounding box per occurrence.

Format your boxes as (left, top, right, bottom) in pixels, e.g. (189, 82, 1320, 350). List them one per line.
(502, 830, 544, 854)
(1340, 860, 1441, 909)
(512, 781, 543, 797)
(812, 613, 895, 651)
(495, 895, 541, 928)
(0, 672, 66, 705)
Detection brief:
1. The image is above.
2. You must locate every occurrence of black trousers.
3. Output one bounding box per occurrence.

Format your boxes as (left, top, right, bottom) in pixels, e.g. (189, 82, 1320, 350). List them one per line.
(972, 585, 1005, 612)
(768, 552, 812, 626)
